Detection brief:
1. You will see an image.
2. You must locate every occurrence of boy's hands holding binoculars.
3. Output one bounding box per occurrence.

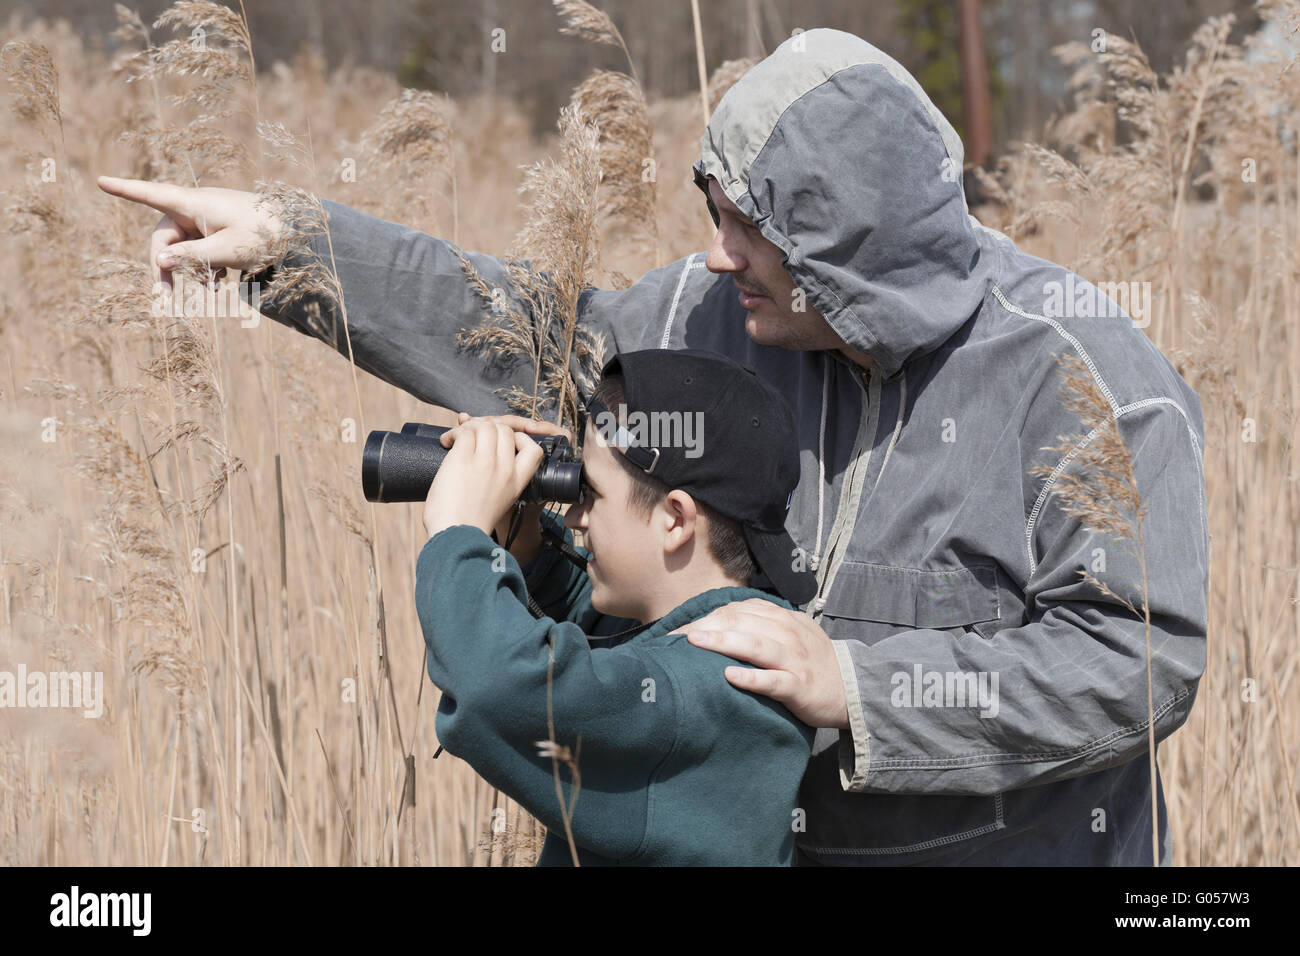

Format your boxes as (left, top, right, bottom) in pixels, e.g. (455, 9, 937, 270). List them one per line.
(423, 414, 574, 568)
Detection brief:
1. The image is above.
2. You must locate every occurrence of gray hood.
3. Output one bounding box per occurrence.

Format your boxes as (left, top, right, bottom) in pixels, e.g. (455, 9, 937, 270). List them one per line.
(692, 29, 993, 379)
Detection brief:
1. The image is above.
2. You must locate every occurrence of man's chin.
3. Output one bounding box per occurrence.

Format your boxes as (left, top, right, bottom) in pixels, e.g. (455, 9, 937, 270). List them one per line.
(744, 311, 773, 341)
(744, 313, 804, 350)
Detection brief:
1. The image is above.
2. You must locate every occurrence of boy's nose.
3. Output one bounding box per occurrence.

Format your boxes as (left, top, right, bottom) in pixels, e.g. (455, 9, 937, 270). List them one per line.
(563, 502, 587, 531)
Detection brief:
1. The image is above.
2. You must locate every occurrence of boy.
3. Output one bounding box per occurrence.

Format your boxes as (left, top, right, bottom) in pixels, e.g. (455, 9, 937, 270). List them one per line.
(416, 349, 817, 865)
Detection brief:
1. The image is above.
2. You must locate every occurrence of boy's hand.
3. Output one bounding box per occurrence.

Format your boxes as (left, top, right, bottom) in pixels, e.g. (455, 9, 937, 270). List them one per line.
(447, 411, 573, 447)
(423, 418, 545, 540)
(436, 413, 574, 564)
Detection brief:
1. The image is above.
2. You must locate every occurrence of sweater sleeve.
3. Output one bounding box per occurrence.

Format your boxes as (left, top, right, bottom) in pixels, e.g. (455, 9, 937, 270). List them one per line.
(416, 524, 677, 861)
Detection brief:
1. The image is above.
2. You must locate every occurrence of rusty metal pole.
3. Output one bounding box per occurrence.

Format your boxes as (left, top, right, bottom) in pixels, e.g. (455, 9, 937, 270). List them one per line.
(956, 0, 994, 169)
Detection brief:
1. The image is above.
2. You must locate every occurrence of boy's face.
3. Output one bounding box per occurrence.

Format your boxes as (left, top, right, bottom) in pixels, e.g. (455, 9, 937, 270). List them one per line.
(563, 421, 660, 621)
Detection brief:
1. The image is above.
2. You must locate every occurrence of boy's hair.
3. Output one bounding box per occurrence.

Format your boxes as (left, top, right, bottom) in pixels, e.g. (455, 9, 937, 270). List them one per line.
(588, 374, 757, 584)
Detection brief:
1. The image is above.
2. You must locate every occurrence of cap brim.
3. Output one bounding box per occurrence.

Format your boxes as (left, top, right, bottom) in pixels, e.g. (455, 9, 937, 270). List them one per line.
(743, 525, 818, 607)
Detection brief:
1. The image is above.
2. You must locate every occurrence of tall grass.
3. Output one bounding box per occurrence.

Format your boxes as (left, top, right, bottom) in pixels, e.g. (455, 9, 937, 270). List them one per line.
(0, 0, 1294, 866)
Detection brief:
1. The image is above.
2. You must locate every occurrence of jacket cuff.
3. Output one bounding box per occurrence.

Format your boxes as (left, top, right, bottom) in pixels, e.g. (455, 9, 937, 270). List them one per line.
(238, 197, 331, 312)
(832, 640, 871, 791)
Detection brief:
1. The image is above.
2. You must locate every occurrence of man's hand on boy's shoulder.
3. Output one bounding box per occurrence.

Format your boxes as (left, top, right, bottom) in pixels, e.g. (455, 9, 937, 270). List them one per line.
(670, 598, 850, 730)
(422, 417, 546, 540)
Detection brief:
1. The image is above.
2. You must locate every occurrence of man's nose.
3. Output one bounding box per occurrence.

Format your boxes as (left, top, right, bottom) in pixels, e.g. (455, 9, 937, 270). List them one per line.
(705, 226, 747, 274)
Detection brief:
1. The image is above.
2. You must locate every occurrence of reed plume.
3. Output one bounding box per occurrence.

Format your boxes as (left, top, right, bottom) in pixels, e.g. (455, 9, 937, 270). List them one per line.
(571, 70, 660, 268)
(0, 40, 64, 143)
(553, 0, 638, 82)
(455, 102, 607, 436)
(357, 88, 456, 234)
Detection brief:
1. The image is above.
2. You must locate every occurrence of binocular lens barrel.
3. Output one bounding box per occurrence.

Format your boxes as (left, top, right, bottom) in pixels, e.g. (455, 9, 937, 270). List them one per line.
(362, 423, 584, 504)
(362, 428, 451, 503)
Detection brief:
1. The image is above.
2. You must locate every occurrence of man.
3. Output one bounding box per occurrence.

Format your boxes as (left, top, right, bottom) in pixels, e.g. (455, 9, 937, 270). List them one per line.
(98, 28, 1208, 865)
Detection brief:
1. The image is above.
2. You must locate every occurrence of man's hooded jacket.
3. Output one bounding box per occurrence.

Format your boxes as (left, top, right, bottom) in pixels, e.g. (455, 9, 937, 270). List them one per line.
(250, 29, 1209, 864)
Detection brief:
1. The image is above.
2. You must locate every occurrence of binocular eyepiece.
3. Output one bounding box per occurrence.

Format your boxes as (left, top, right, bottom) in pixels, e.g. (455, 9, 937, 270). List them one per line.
(362, 423, 585, 505)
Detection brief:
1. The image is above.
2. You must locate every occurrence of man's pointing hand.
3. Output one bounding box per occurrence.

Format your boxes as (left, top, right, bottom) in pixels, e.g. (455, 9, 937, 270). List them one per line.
(96, 176, 284, 291)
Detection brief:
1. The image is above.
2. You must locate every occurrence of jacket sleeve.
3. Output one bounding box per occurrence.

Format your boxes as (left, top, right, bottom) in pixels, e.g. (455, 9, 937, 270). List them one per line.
(246, 198, 699, 410)
(416, 524, 676, 859)
(832, 398, 1210, 795)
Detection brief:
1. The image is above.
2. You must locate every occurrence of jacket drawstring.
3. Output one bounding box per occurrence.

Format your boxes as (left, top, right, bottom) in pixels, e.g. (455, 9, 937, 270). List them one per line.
(806, 357, 903, 603)
(877, 367, 906, 488)
(812, 352, 830, 572)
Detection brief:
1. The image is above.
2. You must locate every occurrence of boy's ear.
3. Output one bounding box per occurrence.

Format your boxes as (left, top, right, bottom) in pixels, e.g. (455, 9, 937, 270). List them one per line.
(658, 497, 684, 555)
(660, 490, 701, 548)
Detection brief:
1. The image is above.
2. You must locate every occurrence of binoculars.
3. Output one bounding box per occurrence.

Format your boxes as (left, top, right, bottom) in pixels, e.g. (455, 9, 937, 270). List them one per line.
(362, 423, 585, 505)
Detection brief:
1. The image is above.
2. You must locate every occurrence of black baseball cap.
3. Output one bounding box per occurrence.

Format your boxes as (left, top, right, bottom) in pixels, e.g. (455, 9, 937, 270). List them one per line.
(580, 348, 816, 607)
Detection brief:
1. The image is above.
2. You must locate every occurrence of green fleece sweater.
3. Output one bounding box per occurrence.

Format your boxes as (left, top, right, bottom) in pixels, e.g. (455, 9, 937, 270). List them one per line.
(415, 515, 815, 866)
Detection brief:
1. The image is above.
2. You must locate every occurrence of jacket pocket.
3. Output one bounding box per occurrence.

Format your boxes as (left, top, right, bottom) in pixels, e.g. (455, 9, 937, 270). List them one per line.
(818, 561, 1003, 643)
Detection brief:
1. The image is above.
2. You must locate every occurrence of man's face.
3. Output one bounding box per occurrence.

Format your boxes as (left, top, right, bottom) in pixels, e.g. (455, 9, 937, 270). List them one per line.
(703, 176, 849, 354)
(563, 422, 657, 621)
